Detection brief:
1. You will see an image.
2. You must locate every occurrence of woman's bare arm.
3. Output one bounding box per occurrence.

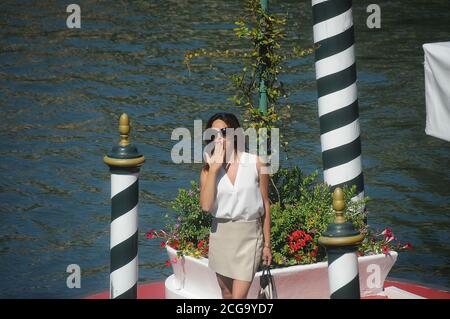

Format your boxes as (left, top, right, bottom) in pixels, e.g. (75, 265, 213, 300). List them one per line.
(199, 140, 224, 212)
(257, 156, 271, 249)
(199, 168, 220, 212)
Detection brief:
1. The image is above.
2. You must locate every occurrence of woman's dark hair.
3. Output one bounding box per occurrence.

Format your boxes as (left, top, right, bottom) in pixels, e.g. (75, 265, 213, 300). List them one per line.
(205, 112, 241, 133)
(202, 112, 241, 171)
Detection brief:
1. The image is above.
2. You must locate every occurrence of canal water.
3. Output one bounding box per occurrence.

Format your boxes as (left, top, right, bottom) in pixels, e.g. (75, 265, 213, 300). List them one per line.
(0, 0, 449, 298)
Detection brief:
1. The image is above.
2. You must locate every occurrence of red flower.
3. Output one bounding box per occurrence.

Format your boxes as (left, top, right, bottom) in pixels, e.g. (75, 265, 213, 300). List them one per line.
(381, 228, 394, 238)
(291, 230, 306, 241)
(310, 246, 318, 257)
(385, 235, 396, 243)
(288, 229, 315, 260)
(289, 242, 302, 252)
(382, 245, 390, 255)
(381, 227, 396, 243)
(160, 241, 166, 248)
(146, 228, 157, 239)
(164, 260, 171, 267)
(288, 243, 295, 252)
(401, 242, 412, 250)
(197, 240, 206, 249)
(381, 228, 392, 236)
(299, 240, 306, 248)
(169, 239, 179, 250)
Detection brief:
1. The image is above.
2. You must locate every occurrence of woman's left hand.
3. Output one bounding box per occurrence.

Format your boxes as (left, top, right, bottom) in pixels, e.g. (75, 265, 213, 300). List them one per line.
(263, 247, 272, 266)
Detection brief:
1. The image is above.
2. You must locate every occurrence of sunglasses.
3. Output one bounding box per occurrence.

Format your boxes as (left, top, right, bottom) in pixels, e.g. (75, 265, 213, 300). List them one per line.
(210, 127, 228, 140)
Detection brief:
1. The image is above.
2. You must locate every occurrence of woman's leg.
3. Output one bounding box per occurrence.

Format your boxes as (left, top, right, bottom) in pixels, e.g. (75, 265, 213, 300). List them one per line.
(232, 279, 252, 299)
(216, 273, 233, 299)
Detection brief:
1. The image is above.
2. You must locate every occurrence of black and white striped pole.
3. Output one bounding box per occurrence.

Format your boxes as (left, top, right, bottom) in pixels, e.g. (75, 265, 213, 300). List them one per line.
(104, 113, 145, 299)
(319, 188, 364, 299)
(311, 0, 364, 199)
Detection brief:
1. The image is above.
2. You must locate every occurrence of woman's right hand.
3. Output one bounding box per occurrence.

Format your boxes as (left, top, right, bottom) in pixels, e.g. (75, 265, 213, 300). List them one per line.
(204, 140, 225, 172)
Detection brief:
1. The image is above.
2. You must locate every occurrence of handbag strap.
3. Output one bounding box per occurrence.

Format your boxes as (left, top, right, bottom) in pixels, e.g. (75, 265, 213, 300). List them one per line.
(260, 264, 270, 287)
(266, 265, 272, 276)
(262, 264, 271, 276)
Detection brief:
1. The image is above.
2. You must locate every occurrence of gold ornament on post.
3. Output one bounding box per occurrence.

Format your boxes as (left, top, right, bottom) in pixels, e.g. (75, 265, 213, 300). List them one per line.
(332, 187, 346, 224)
(119, 113, 130, 147)
(103, 113, 145, 168)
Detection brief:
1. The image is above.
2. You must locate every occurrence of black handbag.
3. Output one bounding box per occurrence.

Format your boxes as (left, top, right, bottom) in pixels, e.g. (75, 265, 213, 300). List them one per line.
(258, 265, 277, 299)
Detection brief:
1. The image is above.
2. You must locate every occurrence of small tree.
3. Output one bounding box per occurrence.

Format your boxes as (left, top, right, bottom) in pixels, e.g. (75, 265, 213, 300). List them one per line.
(184, 0, 314, 150)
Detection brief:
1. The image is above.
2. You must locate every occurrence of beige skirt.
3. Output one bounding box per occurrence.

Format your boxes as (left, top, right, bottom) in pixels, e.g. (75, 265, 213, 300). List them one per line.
(208, 217, 263, 282)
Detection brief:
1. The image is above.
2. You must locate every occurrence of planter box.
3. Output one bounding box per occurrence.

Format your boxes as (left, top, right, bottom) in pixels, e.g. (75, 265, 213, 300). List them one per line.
(165, 246, 397, 299)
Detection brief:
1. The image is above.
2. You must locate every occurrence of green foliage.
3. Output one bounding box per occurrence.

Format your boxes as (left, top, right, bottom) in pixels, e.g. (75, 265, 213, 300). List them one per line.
(184, 0, 315, 149)
(268, 168, 368, 266)
(170, 181, 212, 246)
(269, 166, 318, 207)
(231, 0, 286, 131)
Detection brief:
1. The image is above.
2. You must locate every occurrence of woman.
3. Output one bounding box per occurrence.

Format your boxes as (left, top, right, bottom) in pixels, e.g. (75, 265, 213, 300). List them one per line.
(199, 112, 272, 299)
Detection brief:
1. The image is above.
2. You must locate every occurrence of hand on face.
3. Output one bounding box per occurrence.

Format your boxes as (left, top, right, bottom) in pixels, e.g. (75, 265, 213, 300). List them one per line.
(204, 139, 225, 172)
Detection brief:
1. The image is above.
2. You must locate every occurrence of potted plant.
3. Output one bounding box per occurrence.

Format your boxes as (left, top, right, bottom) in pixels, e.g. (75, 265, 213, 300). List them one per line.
(147, 168, 412, 299)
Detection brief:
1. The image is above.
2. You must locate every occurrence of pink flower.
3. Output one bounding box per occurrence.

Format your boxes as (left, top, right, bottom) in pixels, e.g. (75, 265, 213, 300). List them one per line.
(401, 242, 412, 250)
(381, 227, 396, 243)
(146, 229, 156, 239)
(381, 227, 393, 238)
(385, 235, 396, 243)
(157, 230, 167, 237)
(172, 257, 178, 264)
(164, 260, 171, 267)
(160, 241, 166, 248)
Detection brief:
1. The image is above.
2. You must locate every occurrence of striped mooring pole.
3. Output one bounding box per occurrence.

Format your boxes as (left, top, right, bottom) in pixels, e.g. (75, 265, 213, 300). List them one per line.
(103, 113, 145, 299)
(319, 188, 365, 299)
(311, 0, 364, 199)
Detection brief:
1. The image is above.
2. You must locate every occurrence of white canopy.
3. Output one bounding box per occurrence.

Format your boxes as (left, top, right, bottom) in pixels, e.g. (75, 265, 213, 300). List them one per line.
(423, 42, 450, 142)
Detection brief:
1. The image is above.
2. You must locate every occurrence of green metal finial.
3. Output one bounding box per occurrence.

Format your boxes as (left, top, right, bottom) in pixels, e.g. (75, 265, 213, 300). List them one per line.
(104, 113, 145, 168)
(318, 187, 364, 246)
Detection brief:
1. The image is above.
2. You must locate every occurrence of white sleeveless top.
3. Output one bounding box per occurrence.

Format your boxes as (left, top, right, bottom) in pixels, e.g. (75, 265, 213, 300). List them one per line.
(211, 151, 264, 221)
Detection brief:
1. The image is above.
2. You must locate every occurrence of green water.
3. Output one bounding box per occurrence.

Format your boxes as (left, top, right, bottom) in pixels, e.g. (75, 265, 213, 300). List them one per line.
(0, 0, 449, 297)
